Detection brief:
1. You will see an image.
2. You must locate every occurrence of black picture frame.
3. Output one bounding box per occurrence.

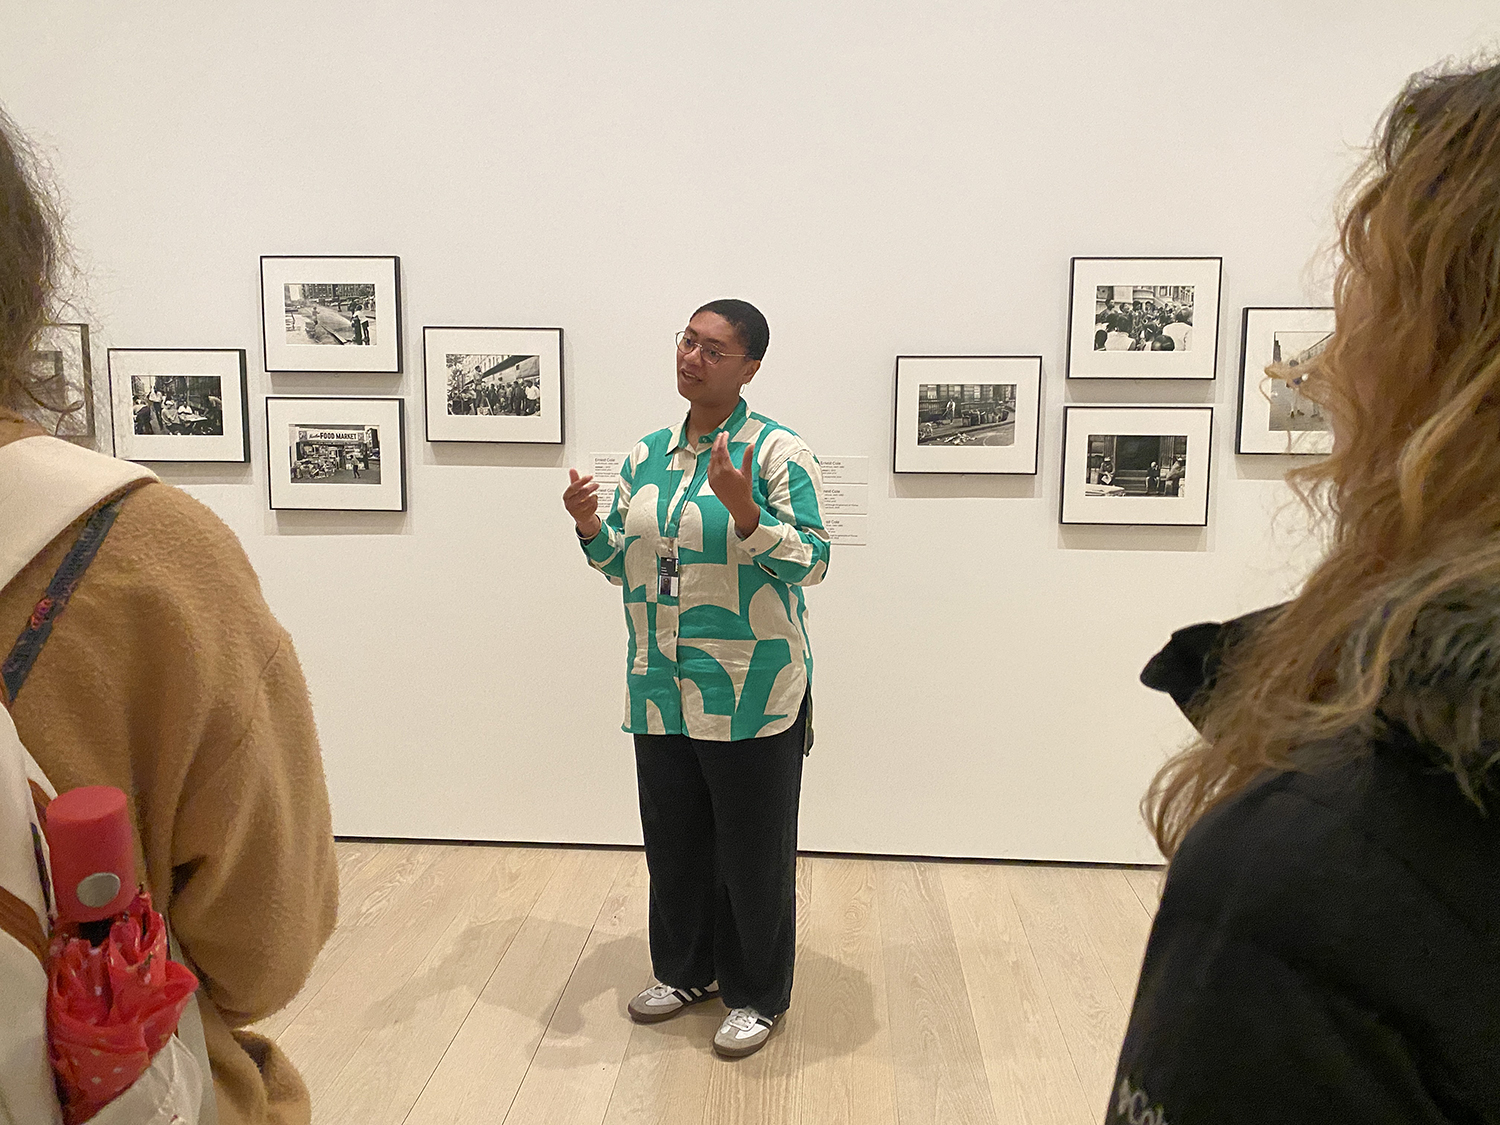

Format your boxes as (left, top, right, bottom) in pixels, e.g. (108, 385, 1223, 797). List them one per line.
(891, 354, 1043, 474)
(265, 395, 407, 511)
(107, 348, 251, 463)
(1066, 256, 1223, 380)
(422, 325, 565, 444)
(260, 255, 403, 374)
(1235, 306, 1335, 455)
(1059, 404, 1214, 526)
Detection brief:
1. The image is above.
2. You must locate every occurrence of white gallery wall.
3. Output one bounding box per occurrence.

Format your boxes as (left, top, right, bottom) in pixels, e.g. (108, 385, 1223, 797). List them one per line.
(4, 3, 1497, 863)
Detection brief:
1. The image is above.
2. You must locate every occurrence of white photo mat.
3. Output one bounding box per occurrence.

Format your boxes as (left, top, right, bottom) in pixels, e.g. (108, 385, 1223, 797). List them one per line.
(1060, 405, 1214, 526)
(1236, 306, 1335, 455)
(107, 349, 249, 463)
(260, 255, 402, 373)
(1067, 257, 1222, 380)
(422, 326, 564, 443)
(893, 355, 1042, 474)
(266, 396, 406, 511)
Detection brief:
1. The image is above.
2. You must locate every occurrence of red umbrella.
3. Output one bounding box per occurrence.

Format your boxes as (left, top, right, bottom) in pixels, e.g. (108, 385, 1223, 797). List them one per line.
(43, 787, 198, 1125)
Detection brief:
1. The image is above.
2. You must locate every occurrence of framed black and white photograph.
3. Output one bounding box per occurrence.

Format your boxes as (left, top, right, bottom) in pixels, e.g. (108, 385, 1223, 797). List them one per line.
(892, 355, 1042, 474)
(107, 348, 249, 463)
(1236, 306, 1335, 455)
(260, 256, 402, 374)
(422, 326, 564, 444)
(265, 396, 406, 511)
(26, 323, 95, 447)
(1067, 257, 1222, 380)
(1060, 405, 1214, 525)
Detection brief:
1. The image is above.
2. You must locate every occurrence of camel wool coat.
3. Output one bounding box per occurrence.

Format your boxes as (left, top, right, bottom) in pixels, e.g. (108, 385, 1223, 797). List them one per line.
(0, 413, 338, 1125)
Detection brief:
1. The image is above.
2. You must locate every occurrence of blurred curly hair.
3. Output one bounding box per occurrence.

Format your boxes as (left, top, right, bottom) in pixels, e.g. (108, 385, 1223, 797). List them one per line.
(0, 106, 64, 416)
(1146, 58, 1500, 857)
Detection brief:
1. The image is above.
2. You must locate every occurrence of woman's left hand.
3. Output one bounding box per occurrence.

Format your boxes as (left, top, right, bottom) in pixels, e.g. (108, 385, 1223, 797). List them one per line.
(708, 433, 760, 538)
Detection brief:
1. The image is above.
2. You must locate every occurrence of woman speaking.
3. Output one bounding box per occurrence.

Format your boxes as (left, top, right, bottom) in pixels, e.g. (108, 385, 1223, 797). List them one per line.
(562, 299, 829, 1059)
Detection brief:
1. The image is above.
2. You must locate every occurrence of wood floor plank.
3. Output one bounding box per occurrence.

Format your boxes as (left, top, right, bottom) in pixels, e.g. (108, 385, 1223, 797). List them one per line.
(597, 998, 723, 1125)
(400, 847, 627, 1125)
(1072, 871, 1154, 1011)
(1122, 867, 1164, 917)
(281, 844, 556, 1120)
(941, 862, 1095, 1125)
(256, 842, 443, 1040)
(697, 856, 815, 1125)
(794, 857, 899, 1125)
(1005, 865, 1130, 1116)
(877, 861, 998, 1125)
(500, 852, 649, 1125)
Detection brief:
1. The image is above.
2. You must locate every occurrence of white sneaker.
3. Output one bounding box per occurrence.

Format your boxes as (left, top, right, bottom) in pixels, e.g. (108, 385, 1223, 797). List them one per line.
(627, 980, 720, 1023)
(713, 1006, 777, 1058)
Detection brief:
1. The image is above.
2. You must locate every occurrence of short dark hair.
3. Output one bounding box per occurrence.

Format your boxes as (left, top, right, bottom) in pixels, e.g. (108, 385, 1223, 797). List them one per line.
(694, 298, 769, 361)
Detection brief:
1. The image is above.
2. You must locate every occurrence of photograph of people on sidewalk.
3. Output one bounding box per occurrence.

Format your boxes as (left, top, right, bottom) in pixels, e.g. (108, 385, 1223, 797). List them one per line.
(260, 256, 402, 373)
(892, 354, 1041, 474)
(108, 347, 249, 463)
(283, 283, 377, 347)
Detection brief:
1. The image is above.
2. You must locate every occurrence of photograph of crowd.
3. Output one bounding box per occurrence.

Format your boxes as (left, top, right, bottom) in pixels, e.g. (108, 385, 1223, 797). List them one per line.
(1265, 330, 1332, 432)
(284, 282, 377, 346)
(1093, 285, 1194, 352)
(289, 424, 381, 484)
(445, 353, 542, 417)
(916, 383, 1016, 446)
(1084, 433, 1188, 497)
(131, 375, 224, 437)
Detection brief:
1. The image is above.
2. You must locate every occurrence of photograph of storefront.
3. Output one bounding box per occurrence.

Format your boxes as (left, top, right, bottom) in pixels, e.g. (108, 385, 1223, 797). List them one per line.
(916, 382, 1017, 446)
(1084, 433, 1188, 496)
(289, 424, 382, 484)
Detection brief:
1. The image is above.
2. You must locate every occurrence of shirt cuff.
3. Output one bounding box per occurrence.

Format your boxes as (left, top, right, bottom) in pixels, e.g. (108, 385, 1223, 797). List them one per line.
(582, 527, 615, 562)
(737, 515, 782, 558)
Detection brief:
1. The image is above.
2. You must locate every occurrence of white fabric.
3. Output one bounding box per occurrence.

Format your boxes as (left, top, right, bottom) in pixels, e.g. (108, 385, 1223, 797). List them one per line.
(0, 436, 155, 594)
(88, 1037, 202, 1125)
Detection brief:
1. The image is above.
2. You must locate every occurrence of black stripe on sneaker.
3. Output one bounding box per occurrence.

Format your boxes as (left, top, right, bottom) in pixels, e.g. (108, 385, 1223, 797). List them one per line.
(672, 989, 694, 1005)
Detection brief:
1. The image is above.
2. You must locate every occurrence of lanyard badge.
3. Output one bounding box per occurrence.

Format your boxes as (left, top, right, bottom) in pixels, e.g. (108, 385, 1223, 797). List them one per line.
(657, 539, 680, 599)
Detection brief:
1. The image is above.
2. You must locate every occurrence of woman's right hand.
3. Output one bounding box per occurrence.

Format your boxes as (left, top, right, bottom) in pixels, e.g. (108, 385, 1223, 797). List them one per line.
(564, 470, 603, 539)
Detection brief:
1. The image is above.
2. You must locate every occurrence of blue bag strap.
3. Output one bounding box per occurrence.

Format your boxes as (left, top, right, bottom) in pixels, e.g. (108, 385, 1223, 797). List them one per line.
(2, 496, 128, 704)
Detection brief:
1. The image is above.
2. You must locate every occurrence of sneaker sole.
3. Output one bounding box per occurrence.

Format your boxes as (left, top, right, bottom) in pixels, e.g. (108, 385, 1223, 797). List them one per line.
(713, 1024, 776, 1058)
(628, 990, 720, 1024)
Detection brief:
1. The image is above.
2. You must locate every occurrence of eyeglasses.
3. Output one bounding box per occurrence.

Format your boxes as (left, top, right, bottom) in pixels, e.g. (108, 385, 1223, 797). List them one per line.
(676, 331, 748, 367)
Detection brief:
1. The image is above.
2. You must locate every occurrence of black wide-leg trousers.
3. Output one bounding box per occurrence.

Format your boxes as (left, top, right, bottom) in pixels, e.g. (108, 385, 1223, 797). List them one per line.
(632, 694, 807, 1017)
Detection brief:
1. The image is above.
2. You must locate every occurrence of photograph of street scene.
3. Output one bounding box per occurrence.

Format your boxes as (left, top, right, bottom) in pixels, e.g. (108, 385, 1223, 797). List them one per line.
(1093, 285, 1194, 352)
(284, 283, 377, 346)
(1266, 329, 1332, 432)
(445, 353, 542, 416)
(289, 424, 381, 484)
(131, 375, 224, 436)
(916, 383, 1016, 446)
(1084, 433, 1188, 496)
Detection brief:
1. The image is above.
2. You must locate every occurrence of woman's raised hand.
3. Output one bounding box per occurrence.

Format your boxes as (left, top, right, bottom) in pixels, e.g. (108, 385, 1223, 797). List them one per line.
(564, 469, 603, 539)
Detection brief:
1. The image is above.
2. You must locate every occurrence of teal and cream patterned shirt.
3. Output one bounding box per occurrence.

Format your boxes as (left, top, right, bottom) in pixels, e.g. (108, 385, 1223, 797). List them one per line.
(582, 398, 830, 740)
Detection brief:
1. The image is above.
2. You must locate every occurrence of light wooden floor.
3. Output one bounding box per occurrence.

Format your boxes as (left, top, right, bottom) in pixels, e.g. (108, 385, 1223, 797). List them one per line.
(256, 841, 1162, 1125)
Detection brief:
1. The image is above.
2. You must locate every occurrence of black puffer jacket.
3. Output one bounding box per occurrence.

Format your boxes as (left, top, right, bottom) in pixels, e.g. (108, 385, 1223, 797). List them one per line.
(1109, 604, 1500, 1125)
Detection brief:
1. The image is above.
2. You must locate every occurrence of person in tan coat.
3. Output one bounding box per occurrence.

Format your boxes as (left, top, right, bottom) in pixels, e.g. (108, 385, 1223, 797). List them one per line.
(0, 110, 338, 1125)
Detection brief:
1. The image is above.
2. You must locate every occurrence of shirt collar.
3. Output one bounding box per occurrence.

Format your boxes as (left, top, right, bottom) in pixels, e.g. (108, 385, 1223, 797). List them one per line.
(672, 398, 749, 454)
